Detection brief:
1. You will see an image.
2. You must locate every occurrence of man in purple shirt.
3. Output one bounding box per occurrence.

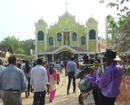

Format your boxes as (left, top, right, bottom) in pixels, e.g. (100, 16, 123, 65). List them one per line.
(96, 49, 122, 105)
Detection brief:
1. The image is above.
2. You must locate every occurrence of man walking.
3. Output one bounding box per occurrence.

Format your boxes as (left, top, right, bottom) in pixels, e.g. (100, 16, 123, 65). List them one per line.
(30, 58, 49, 105)
(54, 61, 61, 84)
(0, 55, 27, 105)
(66, 55, 77, 94)
(0, 59, 6, 97)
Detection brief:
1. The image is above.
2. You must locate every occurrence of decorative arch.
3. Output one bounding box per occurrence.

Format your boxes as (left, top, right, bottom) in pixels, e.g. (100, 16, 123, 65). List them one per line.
(89, 29, 96, 40)
(38, 31, 44, 41)
(81, 36, 85, 45)
(72, 32, 77, 41)
(57, 33, 62, 41)
(49, 37, 53, 45)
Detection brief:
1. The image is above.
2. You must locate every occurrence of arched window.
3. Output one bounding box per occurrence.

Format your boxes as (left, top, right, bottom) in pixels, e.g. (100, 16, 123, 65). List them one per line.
(38, 31, 44, 40)
(49, 37, 53, 45)
(89, 30, 96, 40)
(73, 32, 77, 41)
(57, 33, 61, 41)
(81, 36, 85, 45)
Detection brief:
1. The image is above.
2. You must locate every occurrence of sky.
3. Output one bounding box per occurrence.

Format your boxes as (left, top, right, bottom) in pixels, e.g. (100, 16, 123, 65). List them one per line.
(0, 0, 127, 42)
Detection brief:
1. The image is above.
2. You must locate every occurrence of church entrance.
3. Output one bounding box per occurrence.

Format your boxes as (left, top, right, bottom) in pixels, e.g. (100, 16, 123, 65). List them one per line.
(64, 32, 70, 45)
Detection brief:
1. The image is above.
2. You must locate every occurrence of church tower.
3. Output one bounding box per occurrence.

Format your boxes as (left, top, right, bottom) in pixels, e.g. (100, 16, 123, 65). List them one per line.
(86, 16, 98, 52)
(35, 17, 48, 59)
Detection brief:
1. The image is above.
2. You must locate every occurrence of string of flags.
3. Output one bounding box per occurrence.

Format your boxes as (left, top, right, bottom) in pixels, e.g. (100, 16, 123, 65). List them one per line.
(0, 50, 5, 54)
(109, 37, 130, 49)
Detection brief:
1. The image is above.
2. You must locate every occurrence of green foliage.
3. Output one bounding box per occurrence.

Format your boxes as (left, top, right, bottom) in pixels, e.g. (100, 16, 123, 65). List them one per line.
(0, 36, 35, 55)
(100, 0, 130, 52)
(0, 36, 24, 53)
(21, 55, 34, 60)
(21, 39, 35, 55)
(100, 0, 104, 4)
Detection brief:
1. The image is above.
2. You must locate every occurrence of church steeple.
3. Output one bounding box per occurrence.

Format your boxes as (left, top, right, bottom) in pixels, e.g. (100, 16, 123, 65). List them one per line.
(64, 0, 70, 11)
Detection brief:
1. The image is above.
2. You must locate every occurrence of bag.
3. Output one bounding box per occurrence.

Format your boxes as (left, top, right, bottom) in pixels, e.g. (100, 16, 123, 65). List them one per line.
(73, 69, 80, 78)
(78, 78, 92, 92)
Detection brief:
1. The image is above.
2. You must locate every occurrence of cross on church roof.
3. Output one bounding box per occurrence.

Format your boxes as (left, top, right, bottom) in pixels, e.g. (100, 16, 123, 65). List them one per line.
(64, 0, 70, 11)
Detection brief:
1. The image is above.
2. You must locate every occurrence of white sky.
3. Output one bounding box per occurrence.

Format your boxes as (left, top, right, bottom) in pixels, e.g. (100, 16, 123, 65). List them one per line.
(0, 0, 129, 42)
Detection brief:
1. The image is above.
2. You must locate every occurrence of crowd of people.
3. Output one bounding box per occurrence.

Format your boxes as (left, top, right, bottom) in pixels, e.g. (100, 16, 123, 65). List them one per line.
(0, 49, 123, 105)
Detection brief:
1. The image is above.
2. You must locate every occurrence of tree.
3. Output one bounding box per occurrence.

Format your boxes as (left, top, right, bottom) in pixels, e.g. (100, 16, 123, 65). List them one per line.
(100, 0, 130, 52)
(21, 39, 35, 55)
(0, 36, 25, 54)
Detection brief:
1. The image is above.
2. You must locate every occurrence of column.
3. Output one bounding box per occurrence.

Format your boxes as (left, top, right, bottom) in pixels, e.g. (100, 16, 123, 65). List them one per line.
(52, 54, 54, 61)
(62, 32, 63, 45)
(70, 31, 71, 45)
(96, 31, 98, 52)
(87, 32, 89, 51)
(35, 31, 37, 60)
(45, 28, 47, 50)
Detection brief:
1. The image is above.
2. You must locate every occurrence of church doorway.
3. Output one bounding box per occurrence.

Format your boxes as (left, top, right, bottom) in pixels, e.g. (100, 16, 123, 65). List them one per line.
(64, 32, 70, 45)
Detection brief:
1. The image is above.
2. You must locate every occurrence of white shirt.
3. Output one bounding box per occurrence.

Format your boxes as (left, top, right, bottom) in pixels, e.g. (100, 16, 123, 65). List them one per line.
(30, 65, 49, 92)
(21, 63, 25, 70)
(60, 61, 63, 65)
(0, 65, 6, 73)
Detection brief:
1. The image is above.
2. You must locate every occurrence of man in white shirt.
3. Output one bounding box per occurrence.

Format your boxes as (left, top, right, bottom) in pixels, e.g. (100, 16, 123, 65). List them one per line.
(21, 59, 25, 70)
(60, 60, 64, 70)
(0, 59, 6, 97)
(0, 59, 6, 72)
(30, 58, 49, 105)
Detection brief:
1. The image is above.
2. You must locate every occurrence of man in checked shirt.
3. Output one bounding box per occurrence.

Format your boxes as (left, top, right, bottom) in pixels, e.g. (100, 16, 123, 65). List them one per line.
(0, 55, 27, 105)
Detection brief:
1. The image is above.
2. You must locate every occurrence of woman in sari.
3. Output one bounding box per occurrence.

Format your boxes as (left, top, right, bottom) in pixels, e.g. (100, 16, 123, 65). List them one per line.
(47, 63, 57, 102)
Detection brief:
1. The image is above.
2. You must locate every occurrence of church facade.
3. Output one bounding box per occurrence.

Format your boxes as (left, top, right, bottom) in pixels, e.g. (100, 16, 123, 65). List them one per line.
(34, 11, 98, 61)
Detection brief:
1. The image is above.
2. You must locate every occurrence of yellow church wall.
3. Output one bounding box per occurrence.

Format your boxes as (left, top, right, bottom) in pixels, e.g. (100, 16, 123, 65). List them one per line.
(37, 28, 46, 33)
(55, 48, 75, 54)
(37, 42, 45, 55)
(80, 45, 86, 49)
(88, 26, 97, 31)
(36, 28, 46, 54)
(89, 41, 96, 52)
(55, 16, 79, 46)
(47, 26, 55, 49)
(79, 25, 86, 48)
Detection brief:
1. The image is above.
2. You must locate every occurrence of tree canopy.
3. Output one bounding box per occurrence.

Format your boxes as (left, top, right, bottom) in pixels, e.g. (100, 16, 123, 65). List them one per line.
(0, 36, 35, 55)
(100, 0, 130, 52)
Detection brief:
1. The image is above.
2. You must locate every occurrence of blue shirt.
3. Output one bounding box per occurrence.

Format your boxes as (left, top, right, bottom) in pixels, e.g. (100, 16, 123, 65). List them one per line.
(66, 61, 77, 72)
(0, 64, 27, 92)
(96, 62, 122, 98)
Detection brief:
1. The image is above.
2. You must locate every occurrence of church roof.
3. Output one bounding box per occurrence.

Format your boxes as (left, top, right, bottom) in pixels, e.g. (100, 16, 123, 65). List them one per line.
(43, 47, 59, 52)
(38, 18, 45, 23)
(57, 11, 77, 24)
(88, 17, 96, 22)
(39, 45, 89, 55)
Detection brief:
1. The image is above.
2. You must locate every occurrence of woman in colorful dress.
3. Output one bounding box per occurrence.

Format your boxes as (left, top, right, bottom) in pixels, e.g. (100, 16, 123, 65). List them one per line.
(47, 63, 58, 102)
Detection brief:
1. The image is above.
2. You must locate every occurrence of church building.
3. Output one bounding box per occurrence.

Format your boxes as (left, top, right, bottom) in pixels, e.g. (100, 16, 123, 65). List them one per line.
(34, 10, 99, 61)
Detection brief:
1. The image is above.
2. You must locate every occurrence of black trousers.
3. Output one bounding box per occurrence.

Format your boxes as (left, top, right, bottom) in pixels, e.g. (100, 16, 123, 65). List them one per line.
(67, 72, 76, 91)
(33, 91, 46, 105)
(25, 77, 30, 95)
(99, 90, 116, 105)
(65, 67, 68, 76)
(93, 86, 99, 105)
